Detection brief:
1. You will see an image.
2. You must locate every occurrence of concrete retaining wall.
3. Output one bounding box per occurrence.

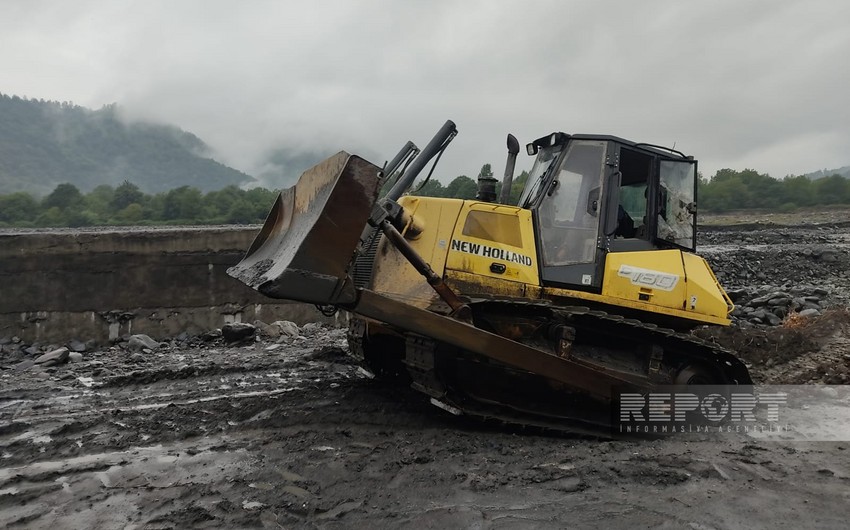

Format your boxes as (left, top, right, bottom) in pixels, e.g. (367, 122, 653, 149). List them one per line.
(0, 227, 343, 342)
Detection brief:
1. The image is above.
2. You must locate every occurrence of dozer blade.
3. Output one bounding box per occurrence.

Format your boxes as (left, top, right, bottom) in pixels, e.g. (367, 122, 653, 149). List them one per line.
(227, 152, 382, 306)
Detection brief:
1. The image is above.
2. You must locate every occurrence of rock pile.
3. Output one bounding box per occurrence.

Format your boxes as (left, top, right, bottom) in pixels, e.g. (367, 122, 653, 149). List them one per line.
(219, 320, 304, 343)
(700, 235, 848, 326)
(0, 336, 95, 371)
(699, 227, 839, 247)
(0, 320, 311, 373)
(704, 246, 847, 290)
(726, 285, 830, 326)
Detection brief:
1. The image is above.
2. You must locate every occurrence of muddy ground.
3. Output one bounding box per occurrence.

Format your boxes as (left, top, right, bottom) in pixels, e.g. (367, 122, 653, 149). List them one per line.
(2, 219, 850, 529)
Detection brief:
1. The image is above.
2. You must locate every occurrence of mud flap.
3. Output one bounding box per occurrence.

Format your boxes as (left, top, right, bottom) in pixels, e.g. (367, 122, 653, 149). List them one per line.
(227, 152, 382, 305)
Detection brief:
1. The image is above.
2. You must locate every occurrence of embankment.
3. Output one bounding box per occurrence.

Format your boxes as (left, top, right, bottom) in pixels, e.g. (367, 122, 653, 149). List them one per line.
(0, 226, 340, 342)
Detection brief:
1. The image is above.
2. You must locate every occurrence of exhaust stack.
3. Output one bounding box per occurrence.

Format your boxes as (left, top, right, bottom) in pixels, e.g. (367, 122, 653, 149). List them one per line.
(499, 133, 520, 205)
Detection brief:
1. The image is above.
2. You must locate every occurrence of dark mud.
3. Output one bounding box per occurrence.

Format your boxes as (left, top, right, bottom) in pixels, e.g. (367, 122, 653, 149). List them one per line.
(3, 330, 850, 529)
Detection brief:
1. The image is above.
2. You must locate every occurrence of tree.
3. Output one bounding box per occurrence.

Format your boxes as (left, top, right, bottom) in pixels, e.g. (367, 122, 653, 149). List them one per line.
(225, 198, 257, 224)
(701, 173, 751, 212)
(510, 170, 529, 205)
(203, 185, 242, 218)
(815, 174, 848, 204)
(444, 176, 477, 199)
(162, 186, 203, 220)
(86, 184, 115, 219)
(243, 187, 277, 214)
(111, 180, 145, 212)
(143, 193, 167, 221)
(729, 169, 780, 208)
(35, 206, 65, 227)
(42, 183, 83, 210)
(66, 209, 96, 227)
(0, 192, 40, 223)
(411, 179, 445, 197)
(781, 175, 814, 207)
(116, 203, 144, 223)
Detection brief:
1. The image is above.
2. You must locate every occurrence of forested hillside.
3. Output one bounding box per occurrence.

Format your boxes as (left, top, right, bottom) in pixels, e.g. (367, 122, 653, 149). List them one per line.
(699, 168, 849, 212)
(0, 94, 254, 195)
(0, 181, 277, 227)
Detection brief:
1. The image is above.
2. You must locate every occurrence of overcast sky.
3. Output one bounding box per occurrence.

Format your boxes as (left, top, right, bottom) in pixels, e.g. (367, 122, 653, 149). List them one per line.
(3, 0, 849, 187)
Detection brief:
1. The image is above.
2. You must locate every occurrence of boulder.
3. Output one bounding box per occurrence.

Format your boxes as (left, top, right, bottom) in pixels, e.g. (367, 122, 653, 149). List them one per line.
(765, 313, 782, 326)
(767, 296, 791, 307)
(200, 329, 222, 341)
(129, 353, 147, 363)
(750, 309, 769, 321)
(128, 334, 161, 351)
(68, 339, 87, 353)
(771, 306, 788, 319)
(34, 347, 70, 366)
(272, 320, 300, 337)
(725, 289, 749, 303)
(222, 322, 256, 343)
(14, 359, 35, 371)
(253, 320, 281, 339)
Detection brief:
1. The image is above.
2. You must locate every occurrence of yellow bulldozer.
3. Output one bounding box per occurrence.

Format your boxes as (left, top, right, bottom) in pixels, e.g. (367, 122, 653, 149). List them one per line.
(228, 120, 751, 432)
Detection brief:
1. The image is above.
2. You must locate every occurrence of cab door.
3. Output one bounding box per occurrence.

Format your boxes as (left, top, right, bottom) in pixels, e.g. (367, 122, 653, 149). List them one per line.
(535, 139, 612, 289)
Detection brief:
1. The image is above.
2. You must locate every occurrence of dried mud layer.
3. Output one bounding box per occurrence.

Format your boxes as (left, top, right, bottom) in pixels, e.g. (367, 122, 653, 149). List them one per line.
(2, 222, 850, 529)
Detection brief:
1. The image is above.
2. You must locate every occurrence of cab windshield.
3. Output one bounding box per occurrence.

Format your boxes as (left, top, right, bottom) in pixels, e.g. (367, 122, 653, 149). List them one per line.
(518, 144, 563, 207)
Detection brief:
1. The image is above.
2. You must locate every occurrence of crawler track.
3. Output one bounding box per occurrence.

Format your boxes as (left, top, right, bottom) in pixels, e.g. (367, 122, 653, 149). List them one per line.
(348, 300, 751, 436)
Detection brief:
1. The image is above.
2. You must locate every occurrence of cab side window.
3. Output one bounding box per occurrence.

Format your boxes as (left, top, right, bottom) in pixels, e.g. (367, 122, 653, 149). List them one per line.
(617, 149, 652, 239)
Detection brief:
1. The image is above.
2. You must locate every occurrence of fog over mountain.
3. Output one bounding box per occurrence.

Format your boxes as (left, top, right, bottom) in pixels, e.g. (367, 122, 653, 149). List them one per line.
(2, 0, 848, 186)
(0, 95, 254, 195)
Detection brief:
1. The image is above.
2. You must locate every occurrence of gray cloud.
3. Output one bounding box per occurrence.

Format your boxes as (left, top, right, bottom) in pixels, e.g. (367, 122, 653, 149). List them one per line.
(3, 0, 848, 188)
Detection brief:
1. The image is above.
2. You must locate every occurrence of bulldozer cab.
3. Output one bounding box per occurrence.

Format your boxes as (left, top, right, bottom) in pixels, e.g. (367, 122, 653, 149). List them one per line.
(519, 133, 698, 291)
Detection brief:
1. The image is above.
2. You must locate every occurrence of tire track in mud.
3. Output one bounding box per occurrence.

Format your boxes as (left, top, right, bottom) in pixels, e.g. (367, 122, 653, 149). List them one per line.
(1, 345, 367, 466)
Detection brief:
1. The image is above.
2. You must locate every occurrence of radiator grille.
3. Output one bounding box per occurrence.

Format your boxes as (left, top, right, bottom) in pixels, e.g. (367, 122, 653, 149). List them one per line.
(352, 227, 382, 288)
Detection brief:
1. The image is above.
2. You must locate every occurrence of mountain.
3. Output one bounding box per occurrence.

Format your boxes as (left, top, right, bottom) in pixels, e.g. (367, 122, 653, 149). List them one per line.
(805, 165, 850, 181)
(0, 94, 255, 195)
